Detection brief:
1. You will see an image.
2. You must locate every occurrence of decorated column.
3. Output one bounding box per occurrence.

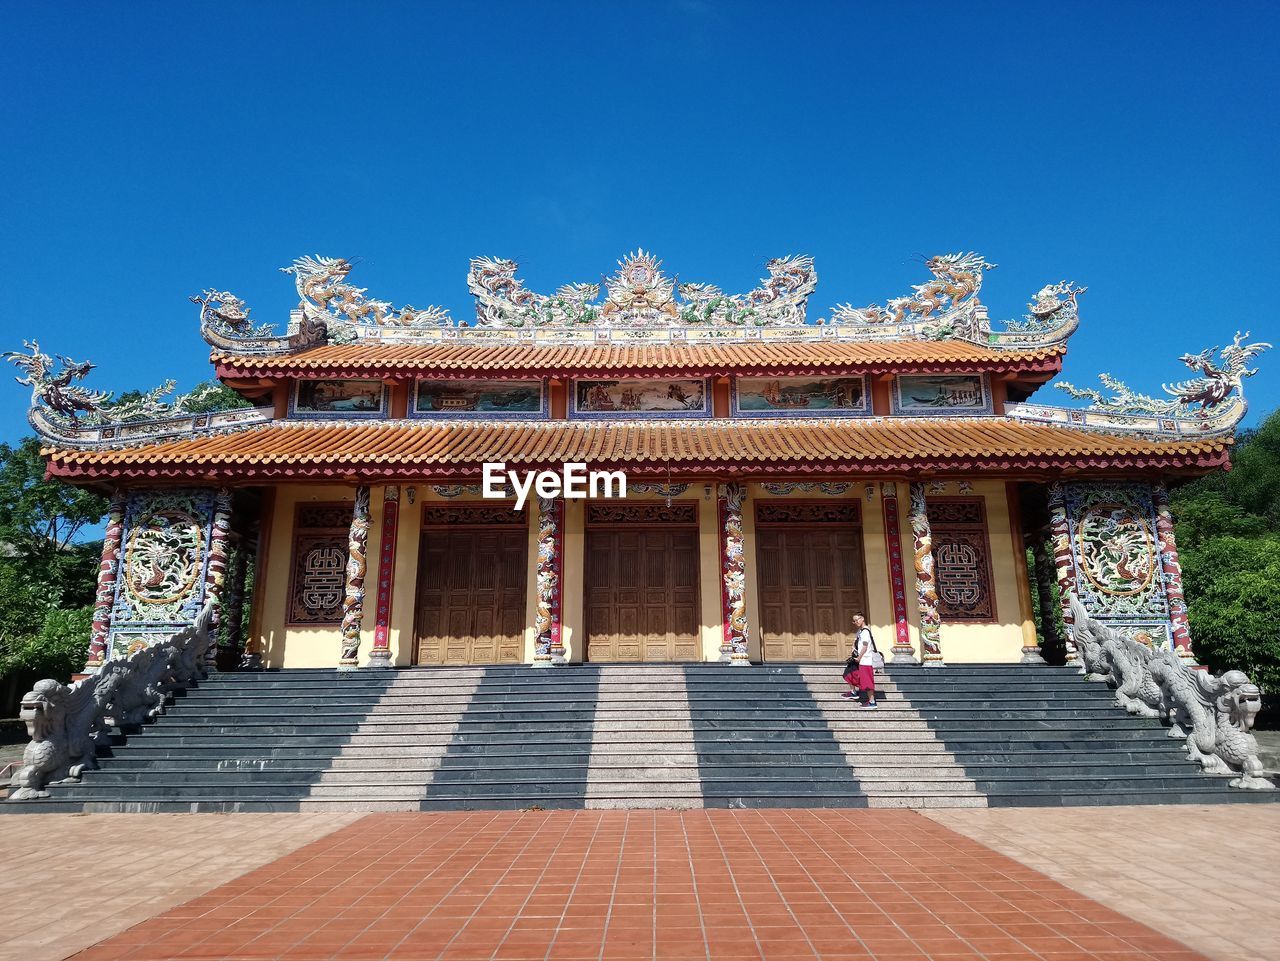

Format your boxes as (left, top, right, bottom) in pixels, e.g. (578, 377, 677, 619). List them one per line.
(1032, 537, 1063, 657)
(202, 489, 234, 671)
(218, 538, 248, 666)
(908, 482, 944, 666)
(366, 486, 400, 669)
(1152, 483, 1194, 664)
(880, 483, 916, 663)
(533, 495, 565, 666)
(718, 482, 750, 665)
(85, 492, 127, 672)
(1045, 482, 1079, 665)
(338, 485, 371, 670)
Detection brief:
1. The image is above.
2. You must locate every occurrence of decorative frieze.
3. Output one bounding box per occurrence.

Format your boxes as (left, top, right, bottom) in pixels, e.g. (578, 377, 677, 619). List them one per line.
(758, 482, 851, 496)
(338, 486, 371, 670)
(586, 502, 697, 525)
(908, 482, 944, 666)
(755, 501, 860, 525)
(719, 483, 749, 665)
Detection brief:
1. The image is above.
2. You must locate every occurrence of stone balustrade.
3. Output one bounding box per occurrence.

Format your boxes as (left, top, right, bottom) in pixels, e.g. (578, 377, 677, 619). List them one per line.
(1068, 596, 1274, 790)
(7, 604, 214, 801)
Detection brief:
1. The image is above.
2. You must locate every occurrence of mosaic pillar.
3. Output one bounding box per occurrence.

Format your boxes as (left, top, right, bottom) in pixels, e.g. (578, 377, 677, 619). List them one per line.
(1046, 482, 1079, 665)
(718, 482, 750, 665)
(1153, 482, 1194, 665)
(85, 492, 127, 672)
(203, 489, 234, 671)
(366, 486, 400, 669)
(338, 485, 371, 671)
(908, 482, 944, 666)
(219, 538, 248, 666)
(880, 483, 916, 663)
(1032, 537, 1063, 657)
(533, 495, 565, 667)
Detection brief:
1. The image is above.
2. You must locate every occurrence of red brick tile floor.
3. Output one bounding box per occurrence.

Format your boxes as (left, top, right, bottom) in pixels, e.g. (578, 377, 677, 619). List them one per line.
(70, 810, 1210, 961)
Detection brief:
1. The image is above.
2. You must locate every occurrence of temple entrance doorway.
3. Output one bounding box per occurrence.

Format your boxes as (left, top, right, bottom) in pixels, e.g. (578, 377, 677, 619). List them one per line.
(585, 502, 701, 662)
(755, 501, 868, 661)
(413, 505, 527, 665)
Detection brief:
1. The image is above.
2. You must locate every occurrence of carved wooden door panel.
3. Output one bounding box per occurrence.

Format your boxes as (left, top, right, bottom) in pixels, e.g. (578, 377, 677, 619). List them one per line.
(585, 528, 700, 662)
(415, 528, 527, 665)
(757, 526, 867, 661)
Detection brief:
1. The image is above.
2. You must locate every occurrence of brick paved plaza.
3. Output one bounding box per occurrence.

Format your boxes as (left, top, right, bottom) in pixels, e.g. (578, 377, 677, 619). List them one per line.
(3, 806, 1275, 961)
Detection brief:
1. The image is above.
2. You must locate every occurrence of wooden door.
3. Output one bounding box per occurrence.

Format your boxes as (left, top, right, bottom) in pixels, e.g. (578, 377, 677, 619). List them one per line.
(757, 526, 867, 661)
(414, 527, 527, 665)
(585, 528, 700, 662)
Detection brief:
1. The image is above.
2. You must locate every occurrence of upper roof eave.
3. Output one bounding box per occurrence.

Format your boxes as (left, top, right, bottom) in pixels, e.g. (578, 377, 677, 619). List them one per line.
(210, 341, 1067, 382)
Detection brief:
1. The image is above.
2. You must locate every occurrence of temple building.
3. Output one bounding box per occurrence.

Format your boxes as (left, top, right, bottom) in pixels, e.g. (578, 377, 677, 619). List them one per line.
(8, 251, 1269, 675)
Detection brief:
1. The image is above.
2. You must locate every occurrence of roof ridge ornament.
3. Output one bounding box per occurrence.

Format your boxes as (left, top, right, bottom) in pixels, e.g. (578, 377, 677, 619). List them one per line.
(3, 341, 272, 448)
(468, 251, 817, 330)
(194, 250, 1084, 352)
(1008, 331, 1270, 438)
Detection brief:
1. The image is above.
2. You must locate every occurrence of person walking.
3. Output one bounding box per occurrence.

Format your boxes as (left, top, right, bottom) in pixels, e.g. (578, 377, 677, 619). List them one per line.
(841, 612, 879, 710)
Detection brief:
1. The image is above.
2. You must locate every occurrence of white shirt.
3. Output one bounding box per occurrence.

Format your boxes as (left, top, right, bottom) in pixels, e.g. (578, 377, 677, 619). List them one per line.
(855, 627, 876, 666)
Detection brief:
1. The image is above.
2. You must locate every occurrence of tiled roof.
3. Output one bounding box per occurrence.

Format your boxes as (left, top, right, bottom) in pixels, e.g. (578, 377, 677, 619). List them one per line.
(212, 340, 1066, 380)
(46, 416, 1229, 480)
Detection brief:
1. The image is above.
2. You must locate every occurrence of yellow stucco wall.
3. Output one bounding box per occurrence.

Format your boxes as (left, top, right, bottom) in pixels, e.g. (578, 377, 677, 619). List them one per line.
(255, 478, 1031, 668)
(934, 480, 1030, 663)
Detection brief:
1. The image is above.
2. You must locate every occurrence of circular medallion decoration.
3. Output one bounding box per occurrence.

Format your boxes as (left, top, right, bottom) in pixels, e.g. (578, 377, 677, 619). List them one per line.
(123, 510, 205, 606)
(1075, 502, 1156, 597)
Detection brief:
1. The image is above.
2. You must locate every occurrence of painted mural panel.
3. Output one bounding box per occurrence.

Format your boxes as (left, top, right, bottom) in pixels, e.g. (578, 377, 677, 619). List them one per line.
(292, 379, 387, 417)
(892, 374, 992, 415)
(1063, 481, 1172, 650)
(108, 489, 218, 659)
(414, 379, 545, 419)
(571, 378, 709, 418)
(733, 376, 869, 417)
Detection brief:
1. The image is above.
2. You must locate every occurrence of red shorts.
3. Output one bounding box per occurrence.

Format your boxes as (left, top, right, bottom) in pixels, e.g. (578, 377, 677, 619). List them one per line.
(845, 665, 875, 692)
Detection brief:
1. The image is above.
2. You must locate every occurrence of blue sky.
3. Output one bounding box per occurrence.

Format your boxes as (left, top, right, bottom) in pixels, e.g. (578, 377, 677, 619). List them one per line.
(1, 1, 1276, 443)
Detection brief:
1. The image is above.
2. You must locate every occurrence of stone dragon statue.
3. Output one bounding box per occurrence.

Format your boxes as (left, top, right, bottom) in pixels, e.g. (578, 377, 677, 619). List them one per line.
(1069, 596, 1273, 790)
(467, 251, 817, 329)
(1058, 331, 1271, 427)
(8, 605, 214, 802)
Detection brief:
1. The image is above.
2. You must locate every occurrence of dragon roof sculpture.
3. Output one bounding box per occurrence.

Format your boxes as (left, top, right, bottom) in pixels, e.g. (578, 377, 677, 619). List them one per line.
(1007, 332, 1271, 438)
(193, 249, 1085, 352)
(468, 250, 817, 330)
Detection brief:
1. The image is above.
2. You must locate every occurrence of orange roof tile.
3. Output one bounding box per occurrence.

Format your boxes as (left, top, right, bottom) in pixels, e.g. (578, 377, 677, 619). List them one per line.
(46, 417, 1229, 481)
(212, 340, 1066, 380)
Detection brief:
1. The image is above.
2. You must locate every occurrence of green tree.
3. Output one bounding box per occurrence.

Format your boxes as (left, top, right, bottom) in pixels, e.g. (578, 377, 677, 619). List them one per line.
(0, 438, 108, 686)
(1170, 408, 1280, 692)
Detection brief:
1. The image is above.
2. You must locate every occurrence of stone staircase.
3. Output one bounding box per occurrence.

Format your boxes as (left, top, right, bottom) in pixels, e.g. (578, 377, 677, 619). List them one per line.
(4, 664, 1274, 813)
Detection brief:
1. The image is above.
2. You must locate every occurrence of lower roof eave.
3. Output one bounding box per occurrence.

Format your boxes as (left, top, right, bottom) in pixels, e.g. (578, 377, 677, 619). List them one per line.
(44, 449, 1231, 485)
